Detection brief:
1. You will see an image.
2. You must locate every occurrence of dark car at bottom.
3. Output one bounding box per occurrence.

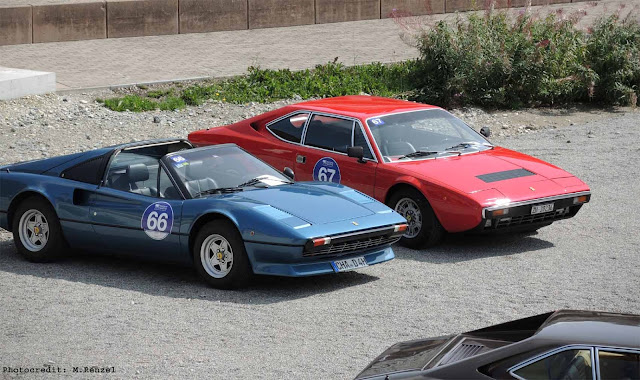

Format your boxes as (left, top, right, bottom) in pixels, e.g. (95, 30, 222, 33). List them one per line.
(356, 310, 640, 380)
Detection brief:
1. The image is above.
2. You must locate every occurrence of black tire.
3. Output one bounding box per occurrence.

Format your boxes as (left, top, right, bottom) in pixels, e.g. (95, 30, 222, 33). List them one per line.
(193, 220, 253, 289)
(389, 188, 445, 249)
(12, 196, 68, 262)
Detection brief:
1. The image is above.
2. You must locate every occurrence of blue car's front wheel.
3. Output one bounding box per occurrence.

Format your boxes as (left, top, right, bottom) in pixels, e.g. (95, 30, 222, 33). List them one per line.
(193, 220, 253, 289)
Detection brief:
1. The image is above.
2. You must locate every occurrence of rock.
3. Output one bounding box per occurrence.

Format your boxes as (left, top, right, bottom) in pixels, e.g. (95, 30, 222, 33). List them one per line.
(80, 100, 88, 104)
(567, 140, 571, 143)
(153, 116, 161, 124)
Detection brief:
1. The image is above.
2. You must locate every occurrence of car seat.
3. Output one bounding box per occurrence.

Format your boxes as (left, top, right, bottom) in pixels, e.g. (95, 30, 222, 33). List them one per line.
(127, 163, 158, 197)
(183, 161, 218, 197)
(382, 141, 416, 156)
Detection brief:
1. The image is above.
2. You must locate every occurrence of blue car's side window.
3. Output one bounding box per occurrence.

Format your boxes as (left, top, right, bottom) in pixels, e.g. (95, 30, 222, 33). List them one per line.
(105, 152, 159, 197)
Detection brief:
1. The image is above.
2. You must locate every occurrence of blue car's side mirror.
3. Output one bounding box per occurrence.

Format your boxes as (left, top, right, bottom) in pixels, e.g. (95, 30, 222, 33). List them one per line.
(283, 167, 295, 181)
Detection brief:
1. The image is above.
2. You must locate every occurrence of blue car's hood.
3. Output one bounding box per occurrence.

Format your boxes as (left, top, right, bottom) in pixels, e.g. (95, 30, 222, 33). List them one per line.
(236, 184, 375, 225)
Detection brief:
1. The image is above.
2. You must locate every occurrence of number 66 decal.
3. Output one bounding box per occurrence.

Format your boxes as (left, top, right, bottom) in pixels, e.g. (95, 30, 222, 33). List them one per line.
(313, 157, 341, 184)
(142, 202, 174, 240)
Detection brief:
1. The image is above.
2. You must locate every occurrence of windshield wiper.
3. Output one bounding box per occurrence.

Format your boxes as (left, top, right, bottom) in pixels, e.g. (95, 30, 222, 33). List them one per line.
(445, 141, 493, 151)
(398, 150, 439, 160)
(237, 176, 291, 188)
(194, 187, 243, 198)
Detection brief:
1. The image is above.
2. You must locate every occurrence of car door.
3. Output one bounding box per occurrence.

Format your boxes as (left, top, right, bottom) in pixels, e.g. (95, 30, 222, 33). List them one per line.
(295, 113, 377, 195)
(89, 151, 185, 262)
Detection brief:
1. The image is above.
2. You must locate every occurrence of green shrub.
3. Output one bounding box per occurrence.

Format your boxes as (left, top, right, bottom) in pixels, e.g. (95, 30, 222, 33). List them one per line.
(101, 62, 415, 111)
(413, 9, 640, 108)
(412, 11, 599, 108)
(159, 96, 186, 111)
(587, 15, 640, 105)
(102, 95, 157, 112)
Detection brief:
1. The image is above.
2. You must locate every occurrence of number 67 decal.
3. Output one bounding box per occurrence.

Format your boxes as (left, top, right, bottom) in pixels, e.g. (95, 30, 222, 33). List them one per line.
(313, 157, 341, 184)
(142, 202, 174, 240)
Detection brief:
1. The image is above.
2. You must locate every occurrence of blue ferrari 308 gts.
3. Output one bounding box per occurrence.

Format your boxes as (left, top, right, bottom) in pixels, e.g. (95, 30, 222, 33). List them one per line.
(0, 139, 407, 288)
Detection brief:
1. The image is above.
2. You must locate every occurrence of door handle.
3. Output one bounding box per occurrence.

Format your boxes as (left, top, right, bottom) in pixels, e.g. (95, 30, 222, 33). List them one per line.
(296, 155, 306, 164)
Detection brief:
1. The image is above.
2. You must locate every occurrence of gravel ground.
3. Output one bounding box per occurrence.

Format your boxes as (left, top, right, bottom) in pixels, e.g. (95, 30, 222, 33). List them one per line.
(0, 92, 639, 379)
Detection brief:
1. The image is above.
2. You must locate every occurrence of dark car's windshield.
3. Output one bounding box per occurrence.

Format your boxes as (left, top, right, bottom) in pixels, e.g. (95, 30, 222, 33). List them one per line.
(164, 145, 292, 198)
(366, 109, 492, 162)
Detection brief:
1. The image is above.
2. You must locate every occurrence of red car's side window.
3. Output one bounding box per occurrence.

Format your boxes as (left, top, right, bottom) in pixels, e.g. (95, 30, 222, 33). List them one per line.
(266, 113, 310, 144)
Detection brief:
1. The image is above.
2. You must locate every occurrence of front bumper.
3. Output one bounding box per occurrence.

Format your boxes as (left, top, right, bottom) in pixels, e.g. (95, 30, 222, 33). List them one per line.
(245, 243, 395, 277)
(475, 191, 591, 232)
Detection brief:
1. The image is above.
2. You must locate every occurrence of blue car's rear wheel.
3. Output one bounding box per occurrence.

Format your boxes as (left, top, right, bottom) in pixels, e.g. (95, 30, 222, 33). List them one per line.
(12, 196, 67, 262)
(193, 220, 252, 289)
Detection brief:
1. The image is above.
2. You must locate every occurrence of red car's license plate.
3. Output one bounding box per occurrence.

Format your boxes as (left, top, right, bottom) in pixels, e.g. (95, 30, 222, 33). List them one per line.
(531, 203, 554, 215)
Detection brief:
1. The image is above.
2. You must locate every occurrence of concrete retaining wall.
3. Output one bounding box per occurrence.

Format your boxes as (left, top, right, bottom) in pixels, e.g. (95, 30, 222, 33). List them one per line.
(0, 0, 599, 46)
(107, 0, 178, 38)
(0, 5, 32, 45)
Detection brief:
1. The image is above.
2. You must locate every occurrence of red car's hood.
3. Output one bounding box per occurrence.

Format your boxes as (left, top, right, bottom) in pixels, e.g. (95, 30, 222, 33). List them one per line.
(394, 147, 587, 203)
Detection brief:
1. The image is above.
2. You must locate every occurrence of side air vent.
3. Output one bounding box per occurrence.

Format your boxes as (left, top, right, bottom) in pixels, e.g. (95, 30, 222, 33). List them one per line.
(438, 343, 486, 366)
(477, 169, 535, 183)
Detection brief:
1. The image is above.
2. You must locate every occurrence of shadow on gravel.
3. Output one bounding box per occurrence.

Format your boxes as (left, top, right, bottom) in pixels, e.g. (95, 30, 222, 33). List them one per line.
(395, 232, 554, 264)
(0, 239, 378, 305)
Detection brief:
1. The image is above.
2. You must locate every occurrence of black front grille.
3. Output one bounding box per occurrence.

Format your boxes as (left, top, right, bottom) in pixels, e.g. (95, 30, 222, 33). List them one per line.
(304, 234, 401, 257)
(495, 208, 569, 228)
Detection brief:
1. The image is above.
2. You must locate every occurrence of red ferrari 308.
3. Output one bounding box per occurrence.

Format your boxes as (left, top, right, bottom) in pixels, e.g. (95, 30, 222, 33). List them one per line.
(189, 96, 590, 248)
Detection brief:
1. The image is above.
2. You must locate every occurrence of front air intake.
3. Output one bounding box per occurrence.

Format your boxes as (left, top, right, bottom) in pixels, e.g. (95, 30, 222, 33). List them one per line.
(437, 343, 487, 366)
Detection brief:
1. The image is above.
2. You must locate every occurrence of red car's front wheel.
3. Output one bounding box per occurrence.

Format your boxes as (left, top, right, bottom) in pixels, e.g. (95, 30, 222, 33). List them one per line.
(389, 188, 445, 249)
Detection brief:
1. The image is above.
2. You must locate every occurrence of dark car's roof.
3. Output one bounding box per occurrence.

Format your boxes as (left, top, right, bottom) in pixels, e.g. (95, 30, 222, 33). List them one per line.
(532, 310, 640, 348)
(2, 138, 189, 175)
(287, 95, 440, 120)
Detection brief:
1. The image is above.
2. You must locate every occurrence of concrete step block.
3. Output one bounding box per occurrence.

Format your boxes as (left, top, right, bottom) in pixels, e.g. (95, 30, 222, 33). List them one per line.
(0, 67, 56, 100)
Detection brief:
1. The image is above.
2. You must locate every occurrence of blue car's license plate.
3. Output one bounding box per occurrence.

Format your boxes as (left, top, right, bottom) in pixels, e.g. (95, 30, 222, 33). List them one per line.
(332, 257, 368, 272)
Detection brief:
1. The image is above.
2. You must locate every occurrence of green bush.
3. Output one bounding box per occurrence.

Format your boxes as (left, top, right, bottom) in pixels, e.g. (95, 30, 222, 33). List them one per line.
(587, 15, 640, 106)
(413, 11, 638, 108)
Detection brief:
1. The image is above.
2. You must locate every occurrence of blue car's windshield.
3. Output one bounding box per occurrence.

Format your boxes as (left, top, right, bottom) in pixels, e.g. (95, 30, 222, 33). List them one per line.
(164, 145, 292, 198)
(366, 109, 492, 162)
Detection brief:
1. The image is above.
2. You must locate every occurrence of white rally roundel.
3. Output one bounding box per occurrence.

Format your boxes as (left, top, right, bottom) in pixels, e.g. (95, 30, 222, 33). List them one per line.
(141, 202, 174, 240)
(312, 157, 341, 184)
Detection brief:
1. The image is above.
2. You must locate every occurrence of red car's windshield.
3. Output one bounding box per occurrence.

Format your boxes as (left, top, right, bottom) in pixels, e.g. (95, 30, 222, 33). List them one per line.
(366, 109, 492, 162)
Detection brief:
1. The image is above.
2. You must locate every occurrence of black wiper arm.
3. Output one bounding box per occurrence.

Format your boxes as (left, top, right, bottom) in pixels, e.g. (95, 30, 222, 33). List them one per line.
(195, 187, 243, 198)
(398, 150, 439, 160)
(445, 141, 493, 151)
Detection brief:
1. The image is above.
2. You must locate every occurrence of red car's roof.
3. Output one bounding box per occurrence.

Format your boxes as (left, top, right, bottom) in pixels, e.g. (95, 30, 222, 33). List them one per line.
(289, 95, 440, 119)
